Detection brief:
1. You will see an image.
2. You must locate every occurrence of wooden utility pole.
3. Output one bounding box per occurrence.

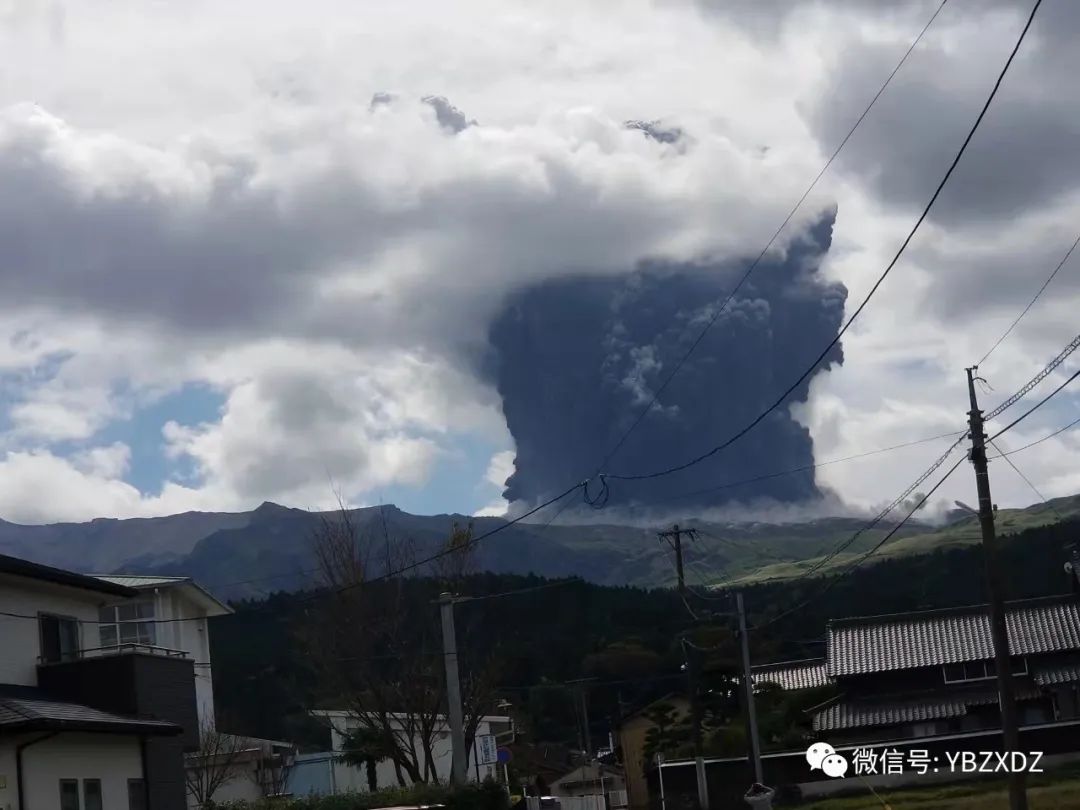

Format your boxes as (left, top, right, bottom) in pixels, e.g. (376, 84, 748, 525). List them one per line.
(658, 524, 690, 596)
(662, 524, 707, 808)
(439, 593, 467, 785)
(681, 639, 709, 810)
(966, 368, 1027, 810)
(735, 592, 763, 785)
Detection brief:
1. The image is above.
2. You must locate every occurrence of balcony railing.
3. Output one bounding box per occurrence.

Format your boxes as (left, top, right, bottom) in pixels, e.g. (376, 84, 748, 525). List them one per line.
(39, 643, 190, 664)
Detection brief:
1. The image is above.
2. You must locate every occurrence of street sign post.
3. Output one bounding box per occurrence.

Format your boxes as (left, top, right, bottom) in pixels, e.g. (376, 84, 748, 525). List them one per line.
(476, 734, 498, 766)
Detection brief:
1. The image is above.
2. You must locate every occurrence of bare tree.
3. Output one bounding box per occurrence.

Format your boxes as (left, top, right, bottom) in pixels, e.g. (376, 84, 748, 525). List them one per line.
(185, 719, 249, 808)
(299, 505, 497, 786)
(249, 742, 297, 799)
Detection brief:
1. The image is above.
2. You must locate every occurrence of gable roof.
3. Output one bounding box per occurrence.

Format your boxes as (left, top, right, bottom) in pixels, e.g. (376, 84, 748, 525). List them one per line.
(752, 658, 830, 691)
(0, 685, 179, 735)
(812, 681, 1045, 732)
(94, 575, 233, 616)
(827, 595, 1080, 677)
(0, 554, 136, 598)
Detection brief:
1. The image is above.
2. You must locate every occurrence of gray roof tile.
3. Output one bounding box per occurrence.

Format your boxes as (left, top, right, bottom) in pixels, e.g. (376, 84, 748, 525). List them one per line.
(827, 596, 1080, 677)
(0, 687, 178, 734)
(752, 659, 830, 691)
(1033, 661, 1080, 686)
(813, 682, 1044, 732)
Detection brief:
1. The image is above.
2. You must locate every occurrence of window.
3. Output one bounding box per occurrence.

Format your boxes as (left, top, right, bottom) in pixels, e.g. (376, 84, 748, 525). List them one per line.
(98, 601, 156, 648)
(60, 779, 79, 810)
(40, 615, 80, 663)
(83, 779, 102, 810)
(943, 657, 1027, 683)
(127, 779, 147, 810)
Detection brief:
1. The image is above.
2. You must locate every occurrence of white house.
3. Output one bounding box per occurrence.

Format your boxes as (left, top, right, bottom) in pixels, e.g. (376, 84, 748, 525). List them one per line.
(0, 552, 195, 810)
(307, 711, 513, 794)
(92, 576, 232, 732)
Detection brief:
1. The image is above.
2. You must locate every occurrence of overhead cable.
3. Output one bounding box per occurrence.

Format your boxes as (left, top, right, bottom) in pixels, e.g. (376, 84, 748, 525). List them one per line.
(604, 0, 1042, 486)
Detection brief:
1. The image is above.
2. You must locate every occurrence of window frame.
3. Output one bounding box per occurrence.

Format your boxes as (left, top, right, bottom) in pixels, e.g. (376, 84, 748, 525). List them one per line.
(39, 613, 82, 663)
(98, 599, 157, 648)
(83, 778, 103, 810)
(942, 656, 1027, 684)
(59, 778, 80, 810)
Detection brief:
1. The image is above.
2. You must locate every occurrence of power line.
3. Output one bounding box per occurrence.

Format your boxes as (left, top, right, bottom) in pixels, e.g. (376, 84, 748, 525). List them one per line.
(593, 0, 950, 476)
(604, 0, 1041, 486)
(750, 359, 1080, 631)
(751, 455, 965, 631)
(4, 482, 588, 629)
(988, 438, 1063, 521)
(295, 482, 587, 605)
(989, 367, 1080, 442)
(662, 430, 965, 502)
(456, 578, 582, 604)
(977, 232, 1080, 366)
(193, 428, 965, 593)
(988, 413, 1080, 457)
(796, 435, 968, 580)
(985, 333, 1080, 420)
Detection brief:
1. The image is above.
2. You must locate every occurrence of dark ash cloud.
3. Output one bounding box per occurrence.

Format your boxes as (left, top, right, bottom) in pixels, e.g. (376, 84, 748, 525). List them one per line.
(486, 212, 847, 510)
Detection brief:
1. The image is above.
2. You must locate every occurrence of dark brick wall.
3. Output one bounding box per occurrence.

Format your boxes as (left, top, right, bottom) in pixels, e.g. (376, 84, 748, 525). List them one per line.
(38, 653, 197, 748)
(145, 737, 189, 810)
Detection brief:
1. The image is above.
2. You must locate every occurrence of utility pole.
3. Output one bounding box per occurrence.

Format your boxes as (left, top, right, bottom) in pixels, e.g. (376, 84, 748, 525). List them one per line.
(735, 592, 763, 785)
(580, 685, 592, 758)
(658, 524, 694, 596)
(439, 592, 467, 786)
(565, 678, 597, 759)
(681, 639, 709, 810)
(663, 523, 707, 809)
(966, 368, 1027, 810)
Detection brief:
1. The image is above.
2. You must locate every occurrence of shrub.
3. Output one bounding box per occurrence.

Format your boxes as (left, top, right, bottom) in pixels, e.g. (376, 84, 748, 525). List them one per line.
(215, 780, 509, 810)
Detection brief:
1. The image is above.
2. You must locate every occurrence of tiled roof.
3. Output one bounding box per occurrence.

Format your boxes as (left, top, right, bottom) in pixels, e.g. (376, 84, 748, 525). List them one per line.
(0, 686, 179, 735)
(827, 596, 1080, 677)
(814, 696, 965, 732)
(752, 659, 830, 691)
(1033, 661, 1080, 686)
(813, 682, 1044, 732)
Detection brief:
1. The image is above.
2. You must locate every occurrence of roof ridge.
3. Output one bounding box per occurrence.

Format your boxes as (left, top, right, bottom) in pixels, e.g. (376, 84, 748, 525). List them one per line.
(751, 657, 826, 670)
(828, 593, 1078, 627)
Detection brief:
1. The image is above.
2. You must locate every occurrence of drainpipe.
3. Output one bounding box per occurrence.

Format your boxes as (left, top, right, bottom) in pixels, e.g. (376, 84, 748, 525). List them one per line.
(17, 732, 58, 809)
(140, 736, 151, 810)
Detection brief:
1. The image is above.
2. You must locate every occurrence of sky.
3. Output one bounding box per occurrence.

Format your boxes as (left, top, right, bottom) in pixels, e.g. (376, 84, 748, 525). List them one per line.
(0, 0, 1078, 524)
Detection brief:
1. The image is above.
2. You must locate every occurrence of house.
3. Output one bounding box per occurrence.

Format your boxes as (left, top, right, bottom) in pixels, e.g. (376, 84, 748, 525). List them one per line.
(615, 695, 688, 810)
(814, 594, 1080, 742)
(550, 763, 628, 808)
(307, 711, 512, 794)
(506, 742, 578, 794)
(651, 590, 1080, 806)
(0, 552, 198, 810)
(89, 577, 298, 810)
(91, 575, 233, 732)
(184, 733, 297, 807)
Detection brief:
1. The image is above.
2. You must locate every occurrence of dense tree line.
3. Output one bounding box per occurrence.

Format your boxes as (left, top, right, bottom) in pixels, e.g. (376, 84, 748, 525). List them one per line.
(208, 518, 1080, 750)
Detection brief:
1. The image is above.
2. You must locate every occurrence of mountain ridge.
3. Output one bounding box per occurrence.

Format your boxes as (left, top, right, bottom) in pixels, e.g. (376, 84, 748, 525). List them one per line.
(2, 494, 1076, 600)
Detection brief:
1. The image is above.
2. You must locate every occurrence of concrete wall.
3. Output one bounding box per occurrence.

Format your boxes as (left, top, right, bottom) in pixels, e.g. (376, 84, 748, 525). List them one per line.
(320, 713, 501, 788)
(0, 739, 17, 810)
(0, 574, 107, 686)
(0, 732, 143, 810)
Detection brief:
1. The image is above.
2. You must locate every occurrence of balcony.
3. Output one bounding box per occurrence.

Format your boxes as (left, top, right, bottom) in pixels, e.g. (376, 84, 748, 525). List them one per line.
(38, 643, 190, 665)
(37, 643, 199, 750)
